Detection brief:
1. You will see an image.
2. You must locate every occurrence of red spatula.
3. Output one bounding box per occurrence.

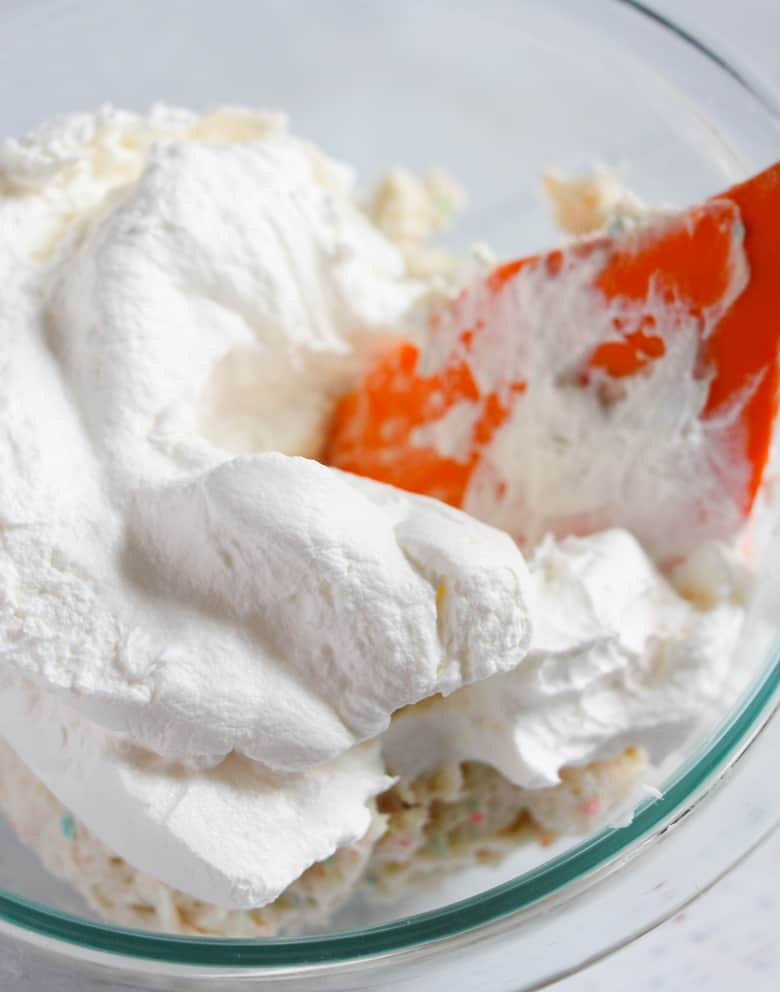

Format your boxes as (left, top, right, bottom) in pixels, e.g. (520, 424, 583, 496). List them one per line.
(325, 163, 780, 559)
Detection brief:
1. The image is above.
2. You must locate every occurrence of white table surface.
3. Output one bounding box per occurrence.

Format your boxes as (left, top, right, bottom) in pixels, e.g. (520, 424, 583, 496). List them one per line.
(1, 2, 778, 990)
(549, 827, 780, 991)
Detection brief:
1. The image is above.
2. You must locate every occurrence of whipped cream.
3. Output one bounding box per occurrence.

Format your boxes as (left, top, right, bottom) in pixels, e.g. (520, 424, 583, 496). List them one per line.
(0, 106, 538, 904)
(383, 530, 746, 787)
(0, 106, 533, 771)
(0, 106, 756, 913)
(0, 669, 391, 909)
(127, 455, 533, 769)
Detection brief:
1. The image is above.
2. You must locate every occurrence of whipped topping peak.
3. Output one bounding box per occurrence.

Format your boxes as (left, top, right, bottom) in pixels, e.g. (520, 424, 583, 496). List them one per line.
(0, 105, 532, 775)
(46, 132, 418, 473)
(384, 530, 745, 788)
(125, 454, 533, 769)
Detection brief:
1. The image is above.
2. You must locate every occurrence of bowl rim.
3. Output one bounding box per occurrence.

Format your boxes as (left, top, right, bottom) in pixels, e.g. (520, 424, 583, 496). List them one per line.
(0, 0, 779, 972)
(623, 0, 780, 116)
(0, 647, 777, 974)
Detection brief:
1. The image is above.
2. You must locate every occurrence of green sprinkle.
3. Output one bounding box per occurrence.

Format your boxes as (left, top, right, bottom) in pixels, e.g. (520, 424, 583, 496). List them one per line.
(422, 834, 450, 857)
(435, 194, 456, 221)
(365, 873, 378, 886)
(466, 799, 479, 812)
(60, 814, 76, 839)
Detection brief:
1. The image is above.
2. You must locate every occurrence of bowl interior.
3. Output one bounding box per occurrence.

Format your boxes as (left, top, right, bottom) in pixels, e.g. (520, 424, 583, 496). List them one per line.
(0, 0, 779, 969)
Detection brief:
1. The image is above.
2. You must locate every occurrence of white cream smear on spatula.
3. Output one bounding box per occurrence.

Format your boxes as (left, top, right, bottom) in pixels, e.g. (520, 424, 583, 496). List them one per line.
(0, 106, 747, 908)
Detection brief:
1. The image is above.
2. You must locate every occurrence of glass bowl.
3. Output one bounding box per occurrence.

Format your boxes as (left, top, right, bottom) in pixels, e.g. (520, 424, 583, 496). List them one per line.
(0, 1, 778, 988)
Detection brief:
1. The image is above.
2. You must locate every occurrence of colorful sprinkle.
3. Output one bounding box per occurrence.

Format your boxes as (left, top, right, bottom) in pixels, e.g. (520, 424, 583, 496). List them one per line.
(435, 194, 454, 217)
(468, 811, 486, 826)
(466, 799, 479, 812)
(423, 834, 450, 857)
(606, 217, 629, 236)
(580, 797, 602, 817)
(395, 835, 412, 849)
(364, 873, 378, 886)
(60, 814, 76, 839)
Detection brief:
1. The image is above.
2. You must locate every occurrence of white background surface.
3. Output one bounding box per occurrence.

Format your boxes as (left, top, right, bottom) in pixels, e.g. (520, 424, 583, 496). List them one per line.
(549, 828, 780, 991)
(0, 1, 778, 989)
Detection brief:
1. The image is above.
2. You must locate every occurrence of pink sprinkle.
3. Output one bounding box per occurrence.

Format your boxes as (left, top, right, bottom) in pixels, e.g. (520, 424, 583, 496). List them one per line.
(580, 797, 602, 817)
(468, 811, 486, 826)
(396, 836, 412, 849)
